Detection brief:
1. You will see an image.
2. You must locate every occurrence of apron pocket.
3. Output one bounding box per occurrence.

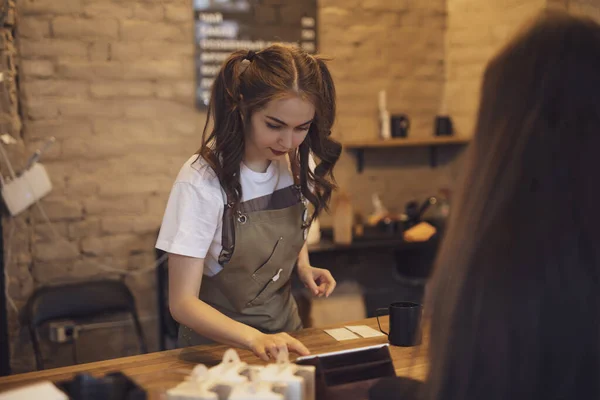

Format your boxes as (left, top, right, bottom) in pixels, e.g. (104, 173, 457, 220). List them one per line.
(247, 237, 287, 307)
(247, 267, 285, 307)
(252, 236, 284, 276)
(216, 237, 288, 311)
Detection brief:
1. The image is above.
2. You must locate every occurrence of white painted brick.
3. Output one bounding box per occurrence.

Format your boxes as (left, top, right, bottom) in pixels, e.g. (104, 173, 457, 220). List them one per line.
(20, 39, 88, 59)
(6, 267, 34, 301)
(141, 42, 194, 59)
(53, 16, 119, 39)
(147, 195, 168, 217)
(121, 20, 181, 41)
(33, 198, 83, 221)
(19, 0, 82, 15)
(26, 98, 59, 120)
(32, 261, 72, 282)
(92, 119, 156, 137)
(133, 215, 161, 234)
(361, 0, 411, 11)
(21, 59, 54, 77)
(101, 216, 136, 234)
(62, 136, 130, 160)
(64, 176, 99, 197)
(34, 240, 80, 262)
(111, 42, 143, 61)
(319, 0, 362, 7)
(154, 83, 174, 99)
(71, 257, 129, 278)
(172, 81, 196, 101)
(22, 80, 88, 98)
(57, 99, 125, 118)
(19, 17, 51, 38)
(26, 138, 61, 161)
(68, 218, 101, 239)
(133, 3, 164, 21)
(99, 177, 160, 197)
(84, 197, 146, 217)
(34, 221, 68, 243)
(88, 41, 111, 62)
(56, 60, 124, 80)
(81, 234, 147, 256)
(83, 1, 133, 18)
(26, 120, 92, 141)
(90, 81, 154, 98)
(122, 61, 184, 80)
(165, 4, 191, 22)
(99, 215, 161, 235)
(123, 99, 197, 119)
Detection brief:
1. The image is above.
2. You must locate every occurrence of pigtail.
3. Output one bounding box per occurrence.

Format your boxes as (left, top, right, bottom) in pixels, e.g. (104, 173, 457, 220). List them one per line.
(299, 56, 342, 222)
(199, 51, 247, 204)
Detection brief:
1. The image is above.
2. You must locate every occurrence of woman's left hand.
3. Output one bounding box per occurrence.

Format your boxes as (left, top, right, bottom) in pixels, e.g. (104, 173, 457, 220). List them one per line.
(297, 265, 336, 298)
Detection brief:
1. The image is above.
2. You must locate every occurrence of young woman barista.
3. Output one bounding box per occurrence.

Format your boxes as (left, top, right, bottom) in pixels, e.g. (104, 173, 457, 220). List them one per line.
(156, 44, 342, 361)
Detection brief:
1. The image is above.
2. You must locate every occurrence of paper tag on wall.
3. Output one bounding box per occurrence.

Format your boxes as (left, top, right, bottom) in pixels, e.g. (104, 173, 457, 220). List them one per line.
(323, 328, 359, 341)
(345, 325, 386, 338)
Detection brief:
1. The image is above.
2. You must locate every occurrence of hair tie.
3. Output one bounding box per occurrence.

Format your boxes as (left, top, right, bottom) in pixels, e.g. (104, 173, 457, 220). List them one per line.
(245, 50, 256, 62)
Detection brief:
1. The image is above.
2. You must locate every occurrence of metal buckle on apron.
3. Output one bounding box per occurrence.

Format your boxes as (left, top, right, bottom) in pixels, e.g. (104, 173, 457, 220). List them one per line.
(237, 210, 247, 224)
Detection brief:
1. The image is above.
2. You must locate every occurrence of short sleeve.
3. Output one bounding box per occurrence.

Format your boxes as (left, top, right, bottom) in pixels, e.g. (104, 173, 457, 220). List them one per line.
(155, 182, 223, 259)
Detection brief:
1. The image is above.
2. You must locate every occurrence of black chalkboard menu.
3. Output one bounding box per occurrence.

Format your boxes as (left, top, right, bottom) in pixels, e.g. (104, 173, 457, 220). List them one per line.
(193, 0, 318, 109)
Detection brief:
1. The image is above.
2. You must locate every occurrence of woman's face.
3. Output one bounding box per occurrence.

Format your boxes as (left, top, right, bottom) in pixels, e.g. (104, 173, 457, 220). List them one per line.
(244, 95, 315, 168)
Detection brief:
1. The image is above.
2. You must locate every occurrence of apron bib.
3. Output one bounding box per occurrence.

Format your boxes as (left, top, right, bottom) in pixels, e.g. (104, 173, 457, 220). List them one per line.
(179, 183, 308, 347)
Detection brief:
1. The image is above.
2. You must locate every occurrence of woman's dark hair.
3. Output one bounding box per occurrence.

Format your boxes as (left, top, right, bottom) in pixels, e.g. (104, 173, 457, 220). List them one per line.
(426, 10, 600, 400)
(198, 44, 341, 220)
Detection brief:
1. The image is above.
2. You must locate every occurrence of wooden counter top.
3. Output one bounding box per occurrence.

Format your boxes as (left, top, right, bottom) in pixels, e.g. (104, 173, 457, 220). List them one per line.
(0, 317, 428, 399)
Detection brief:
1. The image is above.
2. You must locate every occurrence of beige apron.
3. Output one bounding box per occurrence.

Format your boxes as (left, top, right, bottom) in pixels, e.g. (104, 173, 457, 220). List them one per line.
(179, 182, 308, 347)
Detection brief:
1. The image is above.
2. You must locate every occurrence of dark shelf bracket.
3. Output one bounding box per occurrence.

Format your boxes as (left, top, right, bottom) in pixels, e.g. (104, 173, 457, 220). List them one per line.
(429, 146, 438, 168)
(353, 149, 365, 173)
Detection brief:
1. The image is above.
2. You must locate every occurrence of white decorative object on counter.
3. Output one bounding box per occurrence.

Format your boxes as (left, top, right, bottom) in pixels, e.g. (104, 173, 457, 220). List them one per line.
(228, 369, 283, 400)
(208, 349, 249, 384)
(0, 381, 68, 400)
(257, 348, 315, 400)
(166, 348, 315, 400)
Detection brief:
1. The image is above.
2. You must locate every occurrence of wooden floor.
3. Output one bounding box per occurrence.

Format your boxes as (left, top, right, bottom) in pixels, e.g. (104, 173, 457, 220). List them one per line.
(0, 317, 428, 399)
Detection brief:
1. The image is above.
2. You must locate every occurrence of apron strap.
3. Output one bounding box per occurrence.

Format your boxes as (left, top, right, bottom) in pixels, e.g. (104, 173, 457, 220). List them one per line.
(288, 151, 301, 186)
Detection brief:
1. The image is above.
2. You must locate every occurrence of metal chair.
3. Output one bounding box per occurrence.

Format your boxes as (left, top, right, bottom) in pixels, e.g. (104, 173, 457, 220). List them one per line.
(24, 279, 148, 370)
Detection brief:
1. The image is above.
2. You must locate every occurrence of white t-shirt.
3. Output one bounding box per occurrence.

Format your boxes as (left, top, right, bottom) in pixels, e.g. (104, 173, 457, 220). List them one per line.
(156, 154, 306, 276)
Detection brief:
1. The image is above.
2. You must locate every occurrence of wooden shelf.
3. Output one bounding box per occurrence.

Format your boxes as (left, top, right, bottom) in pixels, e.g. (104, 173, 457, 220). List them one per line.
(342, 136, 470, 148)
(341, 136, 471, 172)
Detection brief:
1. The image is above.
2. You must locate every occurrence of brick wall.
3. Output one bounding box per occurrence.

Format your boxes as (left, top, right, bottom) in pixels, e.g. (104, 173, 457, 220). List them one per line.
(4, 0, 464, 372)
(320, 0, 463, 220)
(444, 0, 548, 136)
(7, 0, 201, 372)
(569, 0, 600, 19)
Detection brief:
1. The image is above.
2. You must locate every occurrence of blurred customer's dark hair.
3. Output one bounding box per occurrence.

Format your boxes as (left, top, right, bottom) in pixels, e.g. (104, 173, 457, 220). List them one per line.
(426, 10, 600, 400)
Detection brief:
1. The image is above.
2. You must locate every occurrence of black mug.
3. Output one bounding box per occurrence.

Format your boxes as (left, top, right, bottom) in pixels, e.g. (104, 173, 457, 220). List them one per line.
(434, 115, 453, 136)
(391, 114, 410, 138)
(376, 302, 422, 346)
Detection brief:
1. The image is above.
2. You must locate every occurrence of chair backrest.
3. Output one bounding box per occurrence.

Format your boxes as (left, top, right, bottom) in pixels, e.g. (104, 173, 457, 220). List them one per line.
(24, 279, 147, 370)
(27, 280, 135, 327)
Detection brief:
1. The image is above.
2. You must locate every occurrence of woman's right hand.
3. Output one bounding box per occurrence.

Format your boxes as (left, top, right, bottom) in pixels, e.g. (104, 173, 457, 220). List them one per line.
(247, 331, 310, 361)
